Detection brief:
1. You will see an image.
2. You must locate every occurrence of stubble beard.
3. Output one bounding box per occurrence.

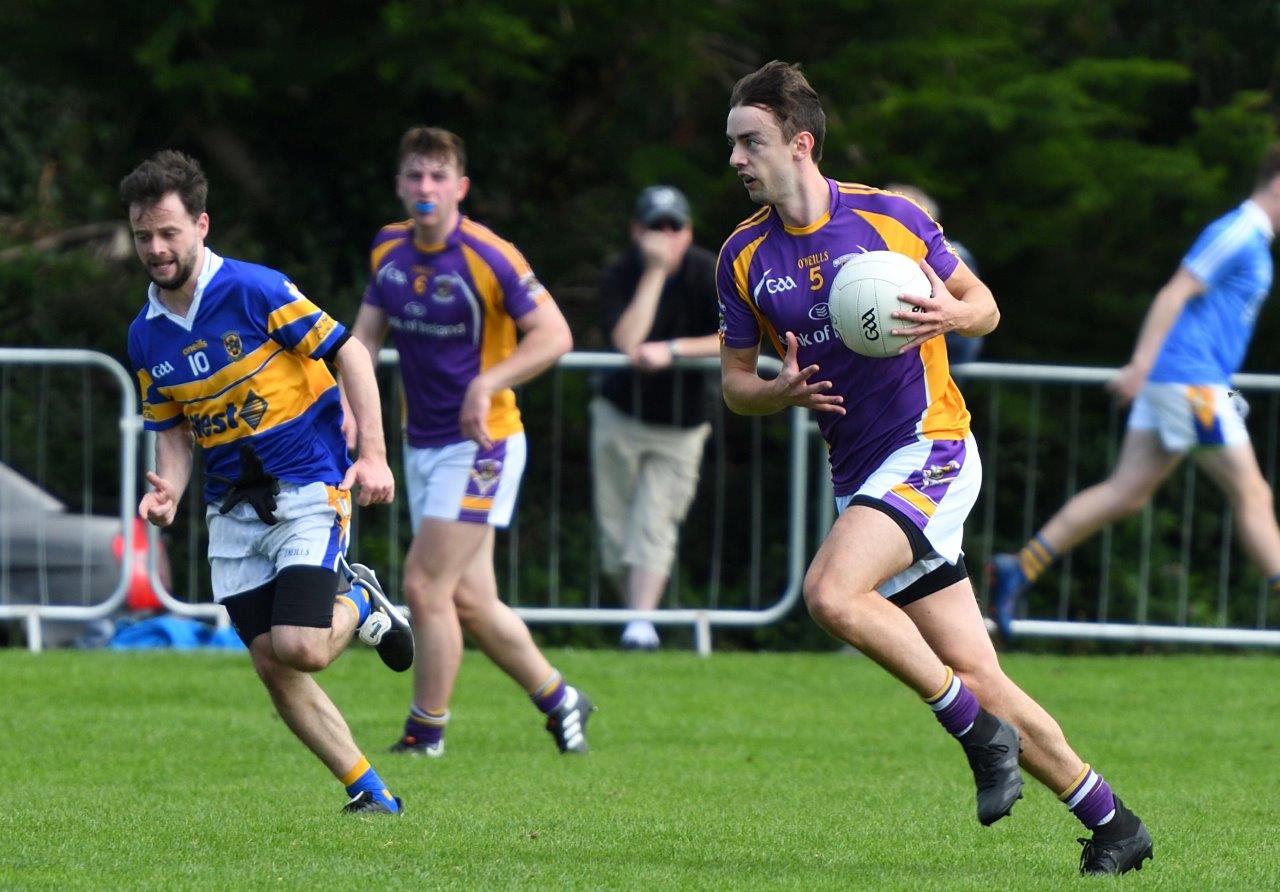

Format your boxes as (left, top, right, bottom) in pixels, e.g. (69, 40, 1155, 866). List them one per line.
(150, 248, 199, 292)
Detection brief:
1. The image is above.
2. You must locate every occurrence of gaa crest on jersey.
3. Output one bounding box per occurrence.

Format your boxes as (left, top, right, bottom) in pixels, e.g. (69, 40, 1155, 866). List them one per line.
(222, 331, 243, 359)
(432, 278, 456, 303)
(469, 459, 503, 495)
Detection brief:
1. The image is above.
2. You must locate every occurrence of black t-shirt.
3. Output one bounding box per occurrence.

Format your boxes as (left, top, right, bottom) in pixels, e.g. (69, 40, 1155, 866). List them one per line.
(599, 243, 720, 427)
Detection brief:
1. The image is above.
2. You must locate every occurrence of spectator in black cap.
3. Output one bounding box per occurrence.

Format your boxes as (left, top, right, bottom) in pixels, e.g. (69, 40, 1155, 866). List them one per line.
(591, 185, 721, 650)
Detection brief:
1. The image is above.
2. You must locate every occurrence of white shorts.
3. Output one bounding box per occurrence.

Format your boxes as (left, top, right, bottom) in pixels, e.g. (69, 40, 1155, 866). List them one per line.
(1128, 383, 1249, 451)
(835, 435, 981, 602)
(206, 481, 351, 602)
(404, 433, 527, 530)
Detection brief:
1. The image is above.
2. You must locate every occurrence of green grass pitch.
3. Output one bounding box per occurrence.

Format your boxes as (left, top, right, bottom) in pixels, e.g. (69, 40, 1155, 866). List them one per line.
(2, 648, 1278, 889)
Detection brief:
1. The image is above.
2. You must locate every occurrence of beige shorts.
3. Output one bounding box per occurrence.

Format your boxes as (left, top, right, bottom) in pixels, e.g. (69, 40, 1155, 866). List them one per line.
(589, 397, 711, 578)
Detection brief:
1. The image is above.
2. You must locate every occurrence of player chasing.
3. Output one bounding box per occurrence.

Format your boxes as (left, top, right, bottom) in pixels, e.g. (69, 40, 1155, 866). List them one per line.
(348, 126, 594, 758)
(716, 61, 1152, 874)
(124, 151, 412, 815)
(992, 146, 1280, 642)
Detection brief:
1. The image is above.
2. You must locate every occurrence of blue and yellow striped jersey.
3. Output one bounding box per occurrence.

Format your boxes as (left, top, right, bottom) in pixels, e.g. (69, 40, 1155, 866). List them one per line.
(127, 249, 351, 502)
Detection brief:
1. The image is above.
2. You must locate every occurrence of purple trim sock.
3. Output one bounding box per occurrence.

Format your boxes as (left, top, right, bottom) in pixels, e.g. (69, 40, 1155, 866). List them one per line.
(404, 706, 447, 747)
(1062, 766, 1117, 829)
(531, 671, 567, 714)
(925, 669, 980, 738)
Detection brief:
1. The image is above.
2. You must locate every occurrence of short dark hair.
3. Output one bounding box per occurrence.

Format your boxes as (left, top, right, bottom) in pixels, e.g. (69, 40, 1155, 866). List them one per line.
(119, 150, 208, 218)
(1256, 144, 1280, 187)
(398, 126, 467, 174)
(729, 60, 826, 162)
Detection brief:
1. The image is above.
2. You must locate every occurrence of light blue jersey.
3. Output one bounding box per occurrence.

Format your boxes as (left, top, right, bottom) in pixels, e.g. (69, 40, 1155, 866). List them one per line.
(1149, 201, 1274, 385)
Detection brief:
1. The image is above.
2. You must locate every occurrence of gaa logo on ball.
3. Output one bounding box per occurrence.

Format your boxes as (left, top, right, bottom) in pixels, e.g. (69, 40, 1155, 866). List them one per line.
(828, 251, 930, 357)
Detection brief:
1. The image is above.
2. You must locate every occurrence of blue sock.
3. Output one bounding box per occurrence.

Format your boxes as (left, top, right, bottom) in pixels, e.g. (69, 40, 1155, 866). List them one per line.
(341, 757, 399, 812)
(336, 583, 371, 627)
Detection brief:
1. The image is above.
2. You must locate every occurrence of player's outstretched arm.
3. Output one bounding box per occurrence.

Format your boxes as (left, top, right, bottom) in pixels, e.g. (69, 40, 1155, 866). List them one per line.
(139, 421, 194, 527)
(460, 300, 573, 449)
(1107, 266, 1205, 403)
(333, 337, 394, 506)
(721, 334, 845, 417)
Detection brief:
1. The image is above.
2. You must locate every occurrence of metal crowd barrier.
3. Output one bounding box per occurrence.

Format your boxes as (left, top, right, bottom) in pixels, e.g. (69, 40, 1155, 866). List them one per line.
(5, 348, 1280, 652)
(0, 348, 141, 652)
(140, 351, 808, 655)
(952, 362, 1280, 647)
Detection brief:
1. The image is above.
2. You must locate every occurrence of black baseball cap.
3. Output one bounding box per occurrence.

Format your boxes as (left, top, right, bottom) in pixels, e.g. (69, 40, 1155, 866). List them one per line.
(634, 185, 691, 228)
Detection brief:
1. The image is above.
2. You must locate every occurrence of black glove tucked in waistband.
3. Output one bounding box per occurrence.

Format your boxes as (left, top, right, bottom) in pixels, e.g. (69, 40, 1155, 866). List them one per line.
(208, 443, 281, 525)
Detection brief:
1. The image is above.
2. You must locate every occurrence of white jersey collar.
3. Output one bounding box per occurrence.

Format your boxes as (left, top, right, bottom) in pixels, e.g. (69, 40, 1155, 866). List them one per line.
(145, 248, 224, 329)
(1241, 200, 1274, 242)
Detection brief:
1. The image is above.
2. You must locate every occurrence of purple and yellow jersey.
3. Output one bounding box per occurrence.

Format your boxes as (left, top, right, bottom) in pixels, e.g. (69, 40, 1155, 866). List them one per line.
(717, 179, 971, 496)
(363, 216, 549, 447)
(126, 250, 351, 503)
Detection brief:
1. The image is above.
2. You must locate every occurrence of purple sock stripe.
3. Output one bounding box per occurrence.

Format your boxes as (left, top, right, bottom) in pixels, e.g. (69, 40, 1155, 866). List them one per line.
(1067, 770, 1117, 829)
(533, 680, 567, 714)
(404, 708, 447, 744)
(930, 677, 979, 737)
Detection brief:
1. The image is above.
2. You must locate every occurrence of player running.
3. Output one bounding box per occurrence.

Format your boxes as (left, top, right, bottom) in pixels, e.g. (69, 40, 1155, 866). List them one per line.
(348, 126, 594, 758)
(124, 150, 412, 814)
(992, 146, 1280, 643)
(716, 61, 1153, 875)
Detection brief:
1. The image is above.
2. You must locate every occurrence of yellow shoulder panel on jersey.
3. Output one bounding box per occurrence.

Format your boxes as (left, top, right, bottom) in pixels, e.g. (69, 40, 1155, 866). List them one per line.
(728, 233, 782, 354)
(370, 237, 408, 274)
(851, 209, 928, 260)
(461, 219, 532, 276)
(136, 367, 183, 424)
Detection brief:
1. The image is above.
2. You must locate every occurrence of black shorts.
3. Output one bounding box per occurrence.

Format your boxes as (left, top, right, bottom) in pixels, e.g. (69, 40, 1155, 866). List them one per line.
(221, 566, 341, 647)
(847, 494, 970, 608)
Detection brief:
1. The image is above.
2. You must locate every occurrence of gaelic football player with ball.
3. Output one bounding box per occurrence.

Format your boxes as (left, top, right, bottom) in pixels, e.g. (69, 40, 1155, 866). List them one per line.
(716, 61, 1152, 875)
